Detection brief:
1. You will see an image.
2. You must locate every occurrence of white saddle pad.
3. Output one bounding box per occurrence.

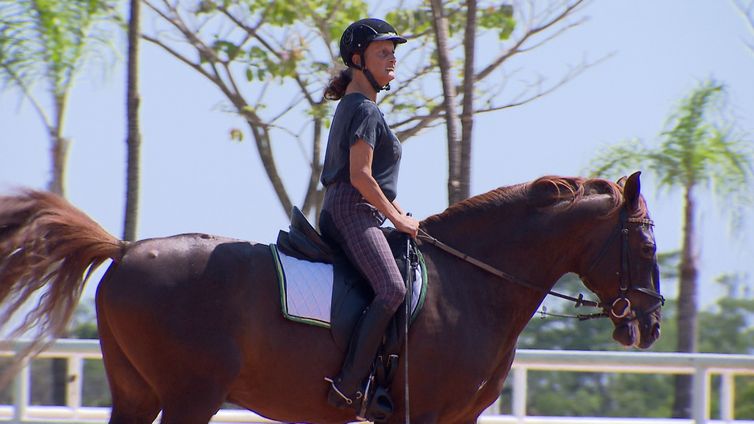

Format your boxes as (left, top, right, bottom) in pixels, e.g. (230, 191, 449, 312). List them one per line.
(269, 245, 425, 328)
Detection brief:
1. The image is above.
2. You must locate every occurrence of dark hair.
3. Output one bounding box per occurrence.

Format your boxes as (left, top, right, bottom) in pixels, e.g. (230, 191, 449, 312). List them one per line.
(324, 68, 352, 101)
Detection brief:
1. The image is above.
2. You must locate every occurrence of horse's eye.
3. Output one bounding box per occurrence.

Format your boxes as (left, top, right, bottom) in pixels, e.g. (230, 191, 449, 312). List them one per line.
(641, 243, 656, 258)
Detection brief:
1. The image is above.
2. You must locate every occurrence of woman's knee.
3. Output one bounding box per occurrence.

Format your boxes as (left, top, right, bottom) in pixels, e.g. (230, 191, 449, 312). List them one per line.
(374, 282, 407, 312)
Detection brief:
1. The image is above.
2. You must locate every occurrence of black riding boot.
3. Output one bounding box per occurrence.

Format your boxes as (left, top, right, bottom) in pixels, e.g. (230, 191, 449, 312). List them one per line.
(326, 301, 395, 410)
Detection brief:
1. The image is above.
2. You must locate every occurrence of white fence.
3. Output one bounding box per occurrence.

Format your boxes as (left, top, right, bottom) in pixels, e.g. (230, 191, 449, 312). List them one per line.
(1, 339, 753, 424)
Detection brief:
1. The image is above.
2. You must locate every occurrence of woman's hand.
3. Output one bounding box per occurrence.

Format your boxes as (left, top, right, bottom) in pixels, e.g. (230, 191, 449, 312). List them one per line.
(393, 214, 420, 238)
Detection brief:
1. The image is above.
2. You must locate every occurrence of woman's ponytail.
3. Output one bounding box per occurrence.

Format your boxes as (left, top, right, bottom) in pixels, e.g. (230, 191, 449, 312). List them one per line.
(324, 68, 352, 101)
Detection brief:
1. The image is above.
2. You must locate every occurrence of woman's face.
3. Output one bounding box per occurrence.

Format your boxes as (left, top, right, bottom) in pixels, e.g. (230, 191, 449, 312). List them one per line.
(359, 40, 397, 86)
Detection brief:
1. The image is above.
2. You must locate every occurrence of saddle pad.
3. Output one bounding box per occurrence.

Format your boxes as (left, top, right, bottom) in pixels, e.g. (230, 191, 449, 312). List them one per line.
(269, 244, 426, 328)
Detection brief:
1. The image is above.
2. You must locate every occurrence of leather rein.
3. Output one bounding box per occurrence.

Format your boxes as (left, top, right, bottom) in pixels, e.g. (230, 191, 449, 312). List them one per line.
(417, 207, 664, 321)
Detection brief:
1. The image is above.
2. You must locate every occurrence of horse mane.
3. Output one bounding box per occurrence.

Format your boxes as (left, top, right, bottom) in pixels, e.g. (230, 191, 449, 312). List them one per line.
(423, 175, 643, 226)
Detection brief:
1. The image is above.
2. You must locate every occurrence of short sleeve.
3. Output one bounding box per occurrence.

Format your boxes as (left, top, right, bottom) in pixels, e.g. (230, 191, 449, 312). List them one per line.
(350, 104, 382, 149)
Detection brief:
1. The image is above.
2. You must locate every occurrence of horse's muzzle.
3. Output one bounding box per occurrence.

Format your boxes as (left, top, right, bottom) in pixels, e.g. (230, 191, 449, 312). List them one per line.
(612, 312, 661, 349)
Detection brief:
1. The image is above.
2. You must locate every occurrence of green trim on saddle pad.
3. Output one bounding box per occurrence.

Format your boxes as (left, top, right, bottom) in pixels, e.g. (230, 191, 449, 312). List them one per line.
(268, 243, 428, 327)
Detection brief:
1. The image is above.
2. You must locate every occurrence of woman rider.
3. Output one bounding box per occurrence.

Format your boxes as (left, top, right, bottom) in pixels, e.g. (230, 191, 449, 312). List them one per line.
(319, 18, 420, 411)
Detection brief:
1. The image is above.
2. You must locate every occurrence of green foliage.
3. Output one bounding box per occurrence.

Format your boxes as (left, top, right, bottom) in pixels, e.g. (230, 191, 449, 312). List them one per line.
(478, 4, 515, 40)
(193, 0, 368, 84)
(69, 302, 99, 339)
(527, 371, 674, 417)
(737, 376, 754, 419)
(385, 8, 433, 36)
(385, 2, 515, 40)
(0, 0, 119, 96)
(81, 358, 110, 406)
(517, 272, 754, 418)
(306, 102, 330, 121)
(0, 358, 10, 404)
(381, 1, 518, 126)
(698, 275, 754, 354)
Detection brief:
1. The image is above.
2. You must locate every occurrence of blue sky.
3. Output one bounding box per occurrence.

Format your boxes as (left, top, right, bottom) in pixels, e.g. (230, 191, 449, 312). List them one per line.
(1, 1, 753, 309)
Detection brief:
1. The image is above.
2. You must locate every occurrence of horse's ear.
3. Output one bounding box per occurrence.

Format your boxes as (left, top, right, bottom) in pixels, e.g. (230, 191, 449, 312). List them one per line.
(616, 175, 628, 188)
(623, 171, 642, 209)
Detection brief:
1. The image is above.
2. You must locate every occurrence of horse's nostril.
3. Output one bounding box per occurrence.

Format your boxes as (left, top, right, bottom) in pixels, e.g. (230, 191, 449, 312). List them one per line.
(651, 322, 661, 339)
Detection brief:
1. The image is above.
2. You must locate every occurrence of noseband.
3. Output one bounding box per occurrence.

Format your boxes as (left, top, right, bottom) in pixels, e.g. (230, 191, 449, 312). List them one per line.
(586, 208, 665, 320)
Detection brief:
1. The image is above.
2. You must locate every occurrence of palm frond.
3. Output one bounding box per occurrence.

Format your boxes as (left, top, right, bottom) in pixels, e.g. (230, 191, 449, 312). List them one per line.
(584, 138, 653, 180)
(0, 0, 120, 97)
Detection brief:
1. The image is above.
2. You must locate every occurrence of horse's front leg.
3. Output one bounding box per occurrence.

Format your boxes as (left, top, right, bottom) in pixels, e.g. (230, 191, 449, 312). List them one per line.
(458, 351, 515, 422)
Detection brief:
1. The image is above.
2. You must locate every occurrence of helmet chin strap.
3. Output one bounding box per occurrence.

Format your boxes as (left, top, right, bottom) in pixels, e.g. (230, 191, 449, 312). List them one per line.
(355, 53, 390, 93)
(364, 68, 390, 92)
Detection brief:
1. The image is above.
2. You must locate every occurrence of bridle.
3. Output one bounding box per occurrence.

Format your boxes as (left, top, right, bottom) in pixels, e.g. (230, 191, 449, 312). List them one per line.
(584, 208, 665, 320)
(417, 207, 664, 321)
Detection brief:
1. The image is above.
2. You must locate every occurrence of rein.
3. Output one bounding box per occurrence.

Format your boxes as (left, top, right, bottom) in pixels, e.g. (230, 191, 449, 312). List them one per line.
(416, 229, 605, 319)
(417, 207, 664, 321)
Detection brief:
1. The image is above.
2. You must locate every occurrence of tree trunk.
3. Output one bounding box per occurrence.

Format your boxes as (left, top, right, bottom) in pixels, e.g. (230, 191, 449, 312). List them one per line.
(429, 0, 463, 206)
(123, 0, 142, 241)
(672, 184, 699, 418)
(49, 132, 69, 197)
(459, 0, 477, 201)
(247, 120, 293, 218)
(301, 109, 324, 218)
(48, 95, 69, 197)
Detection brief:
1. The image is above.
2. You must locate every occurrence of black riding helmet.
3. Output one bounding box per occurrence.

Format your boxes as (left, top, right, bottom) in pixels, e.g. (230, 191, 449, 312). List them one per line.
(339, 18, 407, 92)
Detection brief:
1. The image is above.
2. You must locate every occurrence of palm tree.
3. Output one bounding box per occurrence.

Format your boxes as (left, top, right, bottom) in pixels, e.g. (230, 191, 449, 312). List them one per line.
(0, 0, 119, 405)
(123, 0, 141, 241)
(0, 0, 117, 196)
(588, 80, 753, 417)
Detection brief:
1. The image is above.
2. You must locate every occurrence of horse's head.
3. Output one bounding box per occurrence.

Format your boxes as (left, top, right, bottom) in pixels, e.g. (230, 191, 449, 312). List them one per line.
(579, 172, 663, 349)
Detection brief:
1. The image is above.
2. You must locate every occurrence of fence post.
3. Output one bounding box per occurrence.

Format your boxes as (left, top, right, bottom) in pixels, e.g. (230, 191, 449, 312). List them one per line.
(12, 360, 30, 424)
(692, 364, 710, 423)
(720, 371, 735, 421)
(67, 355, 83, 416)
(512, 366, 527, 422)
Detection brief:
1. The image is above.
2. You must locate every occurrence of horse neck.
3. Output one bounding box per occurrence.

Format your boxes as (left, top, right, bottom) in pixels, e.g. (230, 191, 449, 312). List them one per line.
(426, 200, 619, 334)
(421, 199, 611, 362)
(422, 203, 595, 290)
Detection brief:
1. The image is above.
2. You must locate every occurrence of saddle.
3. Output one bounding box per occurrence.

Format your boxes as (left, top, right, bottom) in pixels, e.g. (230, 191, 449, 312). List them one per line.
(275, 207, 420, 354)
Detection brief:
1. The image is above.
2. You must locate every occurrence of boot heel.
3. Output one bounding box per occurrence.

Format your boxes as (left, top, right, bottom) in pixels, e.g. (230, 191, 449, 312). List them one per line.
(365, 385, 394, 423)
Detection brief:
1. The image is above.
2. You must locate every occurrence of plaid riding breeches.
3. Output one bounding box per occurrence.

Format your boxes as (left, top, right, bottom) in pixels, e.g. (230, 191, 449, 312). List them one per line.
(320, 182, 406, 312)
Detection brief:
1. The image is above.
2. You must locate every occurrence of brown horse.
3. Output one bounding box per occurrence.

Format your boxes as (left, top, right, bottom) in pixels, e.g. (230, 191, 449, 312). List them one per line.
(0, 172, 662, 424)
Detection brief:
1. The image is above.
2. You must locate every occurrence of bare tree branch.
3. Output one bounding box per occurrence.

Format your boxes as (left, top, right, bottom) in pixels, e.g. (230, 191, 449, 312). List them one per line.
(516, 16, 588, 54)
(481, 52, 612, 113)
(477, 0, 587, 82)
(733, 0, 754, 53)
(215, 4, 318, 106)
(141, 34, 219, 87)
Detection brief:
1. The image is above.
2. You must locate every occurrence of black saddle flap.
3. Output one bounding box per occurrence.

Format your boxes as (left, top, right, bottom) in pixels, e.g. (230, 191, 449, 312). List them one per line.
(276, 207, 335, 263)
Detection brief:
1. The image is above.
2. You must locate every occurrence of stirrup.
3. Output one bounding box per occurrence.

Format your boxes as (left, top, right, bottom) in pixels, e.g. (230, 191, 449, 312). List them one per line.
(365, 385, 394, 423)
(325, 377, 362, 406)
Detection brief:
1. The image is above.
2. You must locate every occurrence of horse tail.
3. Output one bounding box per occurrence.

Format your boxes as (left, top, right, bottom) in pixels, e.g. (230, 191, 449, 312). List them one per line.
(0, 189, 126, 383)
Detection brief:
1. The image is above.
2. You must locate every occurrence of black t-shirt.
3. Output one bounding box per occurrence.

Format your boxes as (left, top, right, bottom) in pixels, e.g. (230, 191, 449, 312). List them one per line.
(320, 93, 402, 201)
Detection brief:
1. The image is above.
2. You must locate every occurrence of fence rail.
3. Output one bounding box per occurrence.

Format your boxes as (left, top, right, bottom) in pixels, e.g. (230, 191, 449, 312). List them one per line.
(1, 339, 753, 423)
